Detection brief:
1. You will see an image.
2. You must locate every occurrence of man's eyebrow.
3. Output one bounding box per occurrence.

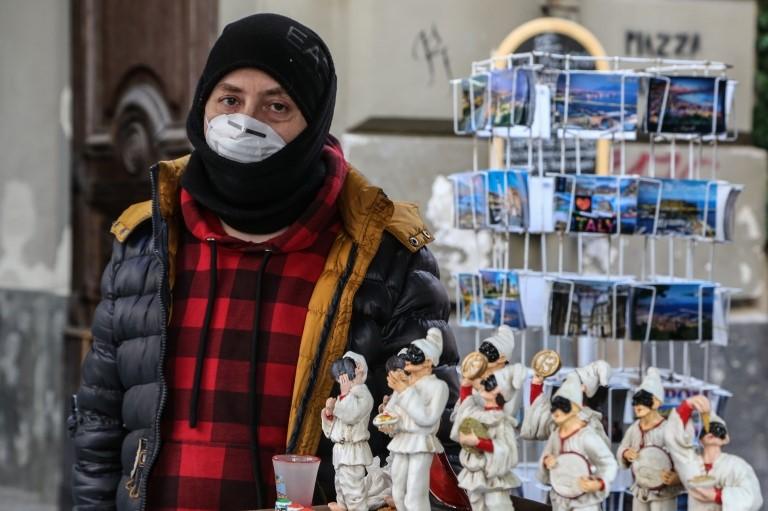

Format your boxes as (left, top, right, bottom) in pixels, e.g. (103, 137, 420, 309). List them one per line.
(216, 82, 244, 93)
(262, 86, 288, 97)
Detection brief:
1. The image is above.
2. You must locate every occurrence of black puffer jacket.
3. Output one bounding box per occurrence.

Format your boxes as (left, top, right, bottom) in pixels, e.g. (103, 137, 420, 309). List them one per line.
(70, 162, 459, 510)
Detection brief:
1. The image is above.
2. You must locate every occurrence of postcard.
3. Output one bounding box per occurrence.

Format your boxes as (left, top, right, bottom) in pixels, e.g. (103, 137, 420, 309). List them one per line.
(653, 179, 716, 237)
(519, 271, 549, 328)
(635, 179, 664, 235)
(455, 272, 483, 326)
(569, 175, 622, 234)
(645, 76, 727, 135)
(453, 78, 473, 135)
(486, 169, 529, 232)
(715, 183, 742, 242)
(471, 172, 488, 229)
(450, 172, 475, 230)
(548, 280, 575, 336)
(553, 175, 574, 232)
(479, 269, 526, 329)
(528, 176, 555, 233)
(555, 71, 639, 139)
(629, 282, 715, 341)
(548, 276, 630, 339)
(470, 73, 492, 134)
(490, 67, 535, 129)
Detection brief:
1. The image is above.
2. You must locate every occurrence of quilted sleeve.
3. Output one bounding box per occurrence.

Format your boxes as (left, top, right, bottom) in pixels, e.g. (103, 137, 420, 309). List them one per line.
(70, 239, 127, 510)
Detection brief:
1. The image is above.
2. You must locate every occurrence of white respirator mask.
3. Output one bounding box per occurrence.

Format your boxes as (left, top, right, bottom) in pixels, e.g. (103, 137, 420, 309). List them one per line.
(204, 113, 287, 163)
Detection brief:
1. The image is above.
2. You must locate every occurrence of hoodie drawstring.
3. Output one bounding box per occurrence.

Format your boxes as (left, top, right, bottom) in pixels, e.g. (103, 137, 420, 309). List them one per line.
(185, 238, 272, 507)
(249, 249, 272, 507)
(188, 238, 218, 427)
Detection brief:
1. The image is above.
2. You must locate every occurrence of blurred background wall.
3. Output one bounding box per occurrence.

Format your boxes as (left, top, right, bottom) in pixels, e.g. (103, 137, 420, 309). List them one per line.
(0, 0, 764, 508)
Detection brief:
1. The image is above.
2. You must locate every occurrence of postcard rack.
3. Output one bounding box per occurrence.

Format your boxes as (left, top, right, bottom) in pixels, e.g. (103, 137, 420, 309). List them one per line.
(448, 51, 738, 507)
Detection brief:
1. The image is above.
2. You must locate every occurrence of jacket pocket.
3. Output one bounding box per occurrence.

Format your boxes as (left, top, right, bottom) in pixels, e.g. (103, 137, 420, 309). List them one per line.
(125, 437, 147, 499)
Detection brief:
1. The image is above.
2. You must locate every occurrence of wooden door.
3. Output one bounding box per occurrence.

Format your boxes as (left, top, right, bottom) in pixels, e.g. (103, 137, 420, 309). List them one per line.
(63, 1, 217, 507)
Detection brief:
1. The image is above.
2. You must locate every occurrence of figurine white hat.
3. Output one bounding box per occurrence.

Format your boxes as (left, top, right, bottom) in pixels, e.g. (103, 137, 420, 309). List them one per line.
(411, 327, 443, 365)
(343, 350, 368, 382)
(708, 411, 727, 430)
(574, 360, 611, 398)
(554, 373, 583, 407)
(493, 363, 526, 402)
(483, 325, 516, 361)
(638, 367, 665, 403)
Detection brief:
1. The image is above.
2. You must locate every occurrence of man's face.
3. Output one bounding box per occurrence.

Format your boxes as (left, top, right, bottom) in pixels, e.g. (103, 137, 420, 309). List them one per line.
(204, 67, 307, 144)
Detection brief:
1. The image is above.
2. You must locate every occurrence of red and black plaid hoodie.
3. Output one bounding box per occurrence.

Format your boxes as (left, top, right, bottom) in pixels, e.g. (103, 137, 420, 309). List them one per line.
(147, 141, 349, 510)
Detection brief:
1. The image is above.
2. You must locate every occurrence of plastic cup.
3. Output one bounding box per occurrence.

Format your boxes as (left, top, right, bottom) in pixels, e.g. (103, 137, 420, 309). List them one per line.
(272, 454, 320, 506)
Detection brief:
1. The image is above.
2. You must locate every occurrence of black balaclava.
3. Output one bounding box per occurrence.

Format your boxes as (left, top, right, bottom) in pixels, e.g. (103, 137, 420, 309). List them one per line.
(182, 13, 337, 234)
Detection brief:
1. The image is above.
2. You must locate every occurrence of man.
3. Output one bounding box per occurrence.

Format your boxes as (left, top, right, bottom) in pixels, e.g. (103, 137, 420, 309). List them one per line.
(537, 373, 618, 511)
(382, 328, 450, 511)
(665, 395, 762, 510)
(616, 368, 683, 511)
(69, 13, 458, 511)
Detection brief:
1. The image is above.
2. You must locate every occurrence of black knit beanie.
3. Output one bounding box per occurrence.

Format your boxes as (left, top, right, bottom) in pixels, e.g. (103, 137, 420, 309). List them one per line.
(182, 13, 337, 234)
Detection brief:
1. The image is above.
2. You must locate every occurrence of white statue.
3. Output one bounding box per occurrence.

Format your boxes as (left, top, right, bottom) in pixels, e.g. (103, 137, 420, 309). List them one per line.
(616, 367, 683, 511)
(664, 395, 763, 511)
(459, 326, 527, 419)
(538, 373, 618, 511)
(322, 351, 374, 511)
(522, 360, 611, 447)
(378, 328, 449, 511)
(451, 355, 520, 510)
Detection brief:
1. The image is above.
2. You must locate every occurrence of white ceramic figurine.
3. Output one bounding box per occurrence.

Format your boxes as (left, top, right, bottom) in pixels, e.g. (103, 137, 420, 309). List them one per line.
(379, 328, 449, 511)
(537, 373, 618, 511)
(322, 351, 374, 511)
(616, 367, 683, 511)
(451, 352, 519, 510)
(664, 395, 763, 511)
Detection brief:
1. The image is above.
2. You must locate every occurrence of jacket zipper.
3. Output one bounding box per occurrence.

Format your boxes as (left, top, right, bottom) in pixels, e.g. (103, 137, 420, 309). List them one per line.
(139, 164, 169, 510)
(126, 437, 147, 499)
(287, 242, 359, 454)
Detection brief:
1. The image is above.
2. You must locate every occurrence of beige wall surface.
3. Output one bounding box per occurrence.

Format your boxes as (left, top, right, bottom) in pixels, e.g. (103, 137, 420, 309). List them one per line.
(0, 0, 70, 294)
(221, 0, 757, 134)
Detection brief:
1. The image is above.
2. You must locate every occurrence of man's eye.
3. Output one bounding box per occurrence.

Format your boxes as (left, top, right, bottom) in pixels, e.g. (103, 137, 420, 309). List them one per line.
(220, 96, 239, 107)
(269, 103, 287, 113)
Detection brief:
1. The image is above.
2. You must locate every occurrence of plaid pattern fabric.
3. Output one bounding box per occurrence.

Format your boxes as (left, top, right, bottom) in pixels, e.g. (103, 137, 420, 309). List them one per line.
(147, 143, 348, 510)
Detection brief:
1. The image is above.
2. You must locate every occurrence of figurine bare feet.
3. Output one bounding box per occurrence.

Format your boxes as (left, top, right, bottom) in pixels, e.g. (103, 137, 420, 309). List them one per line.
(328, 502, 347, 511)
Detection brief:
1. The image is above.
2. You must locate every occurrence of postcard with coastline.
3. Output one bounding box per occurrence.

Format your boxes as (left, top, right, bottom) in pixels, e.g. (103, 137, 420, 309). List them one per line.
(629, 282, 715, 341)
(646, 76, 727, 135)
(635, 179, 664, 235)
(554, 71, 639, 139)
(479, 269, 526, 329)
(456, 272, 483, 326)
(450, 172, 475, 230)
(653, 179, 717, 237)
(490, 68, 535, 128)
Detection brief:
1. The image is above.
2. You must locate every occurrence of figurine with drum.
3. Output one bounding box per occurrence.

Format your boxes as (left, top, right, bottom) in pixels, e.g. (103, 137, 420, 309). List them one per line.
(537, 373, 618, 510)
(616, 367, 683, 510)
